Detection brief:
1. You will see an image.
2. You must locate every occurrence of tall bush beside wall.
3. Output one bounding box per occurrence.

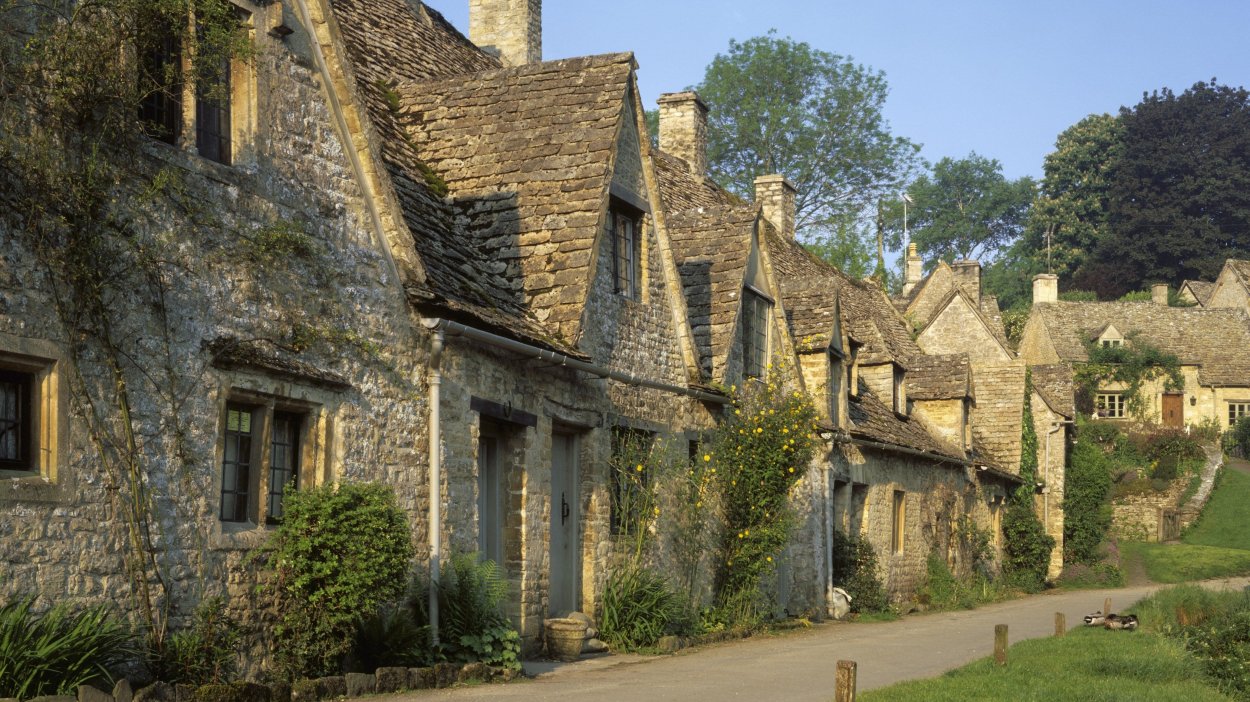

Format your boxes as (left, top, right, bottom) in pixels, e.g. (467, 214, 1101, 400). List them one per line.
(1001, 372, 1054, 590)
(1064, 439, 1113, 564)
(267, 482, 413, 679)
(709, 374, 819, 617)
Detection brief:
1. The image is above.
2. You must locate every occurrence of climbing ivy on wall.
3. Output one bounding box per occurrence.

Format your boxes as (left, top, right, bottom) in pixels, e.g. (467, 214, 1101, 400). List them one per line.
(1001, 370, 1054, 591)
(0, 0, 257, 653)
(1073, 335, 1184, 420)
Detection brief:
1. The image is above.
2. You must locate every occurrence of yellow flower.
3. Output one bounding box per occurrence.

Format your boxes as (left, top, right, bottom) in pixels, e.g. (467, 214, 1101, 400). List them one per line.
(738, 532, 744, 539)
(703, 454, 711, 462)
(744, 529, 750, 536)
(696, 501, 703, 508)
(788, 467, 795, 473)
(755, 427, 763, 434)
(653, 506, 660, 516)
(636, 464, 644, 472)
(766, 556, 773, 562)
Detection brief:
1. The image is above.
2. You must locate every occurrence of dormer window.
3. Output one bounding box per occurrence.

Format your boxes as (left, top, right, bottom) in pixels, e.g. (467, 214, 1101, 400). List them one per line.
(611, 199, 642, 300)
(1101, 338, 1123, 349)
(741, 287, 772, 378)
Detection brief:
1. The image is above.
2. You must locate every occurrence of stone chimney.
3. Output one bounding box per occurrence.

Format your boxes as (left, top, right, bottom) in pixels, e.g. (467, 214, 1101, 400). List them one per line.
(1033, 273, 1058, 304)
(469, 0, 541, 67)
(952, 260, 982, 303)
(755, 174, 797, 239)
(902, 243, 923, 296)
(657, 92, 708, 175)
(1152, 283, 1169, 306)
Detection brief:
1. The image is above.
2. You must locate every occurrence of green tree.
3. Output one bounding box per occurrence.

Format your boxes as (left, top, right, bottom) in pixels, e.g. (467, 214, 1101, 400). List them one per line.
(900, 153, 1036, 265)
(1023, 114, 1124, 282)
(695, 32, 921, 242)
(1076, 81, 1250, 297)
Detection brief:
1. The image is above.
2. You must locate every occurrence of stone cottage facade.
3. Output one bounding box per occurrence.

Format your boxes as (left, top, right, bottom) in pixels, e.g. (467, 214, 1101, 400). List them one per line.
(0, 0, 1055, 670)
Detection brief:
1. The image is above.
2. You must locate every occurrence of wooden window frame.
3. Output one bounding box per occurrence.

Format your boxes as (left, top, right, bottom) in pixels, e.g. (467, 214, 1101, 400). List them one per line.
(611, 200, 643, 300)
(1095, 392, 1125, 419)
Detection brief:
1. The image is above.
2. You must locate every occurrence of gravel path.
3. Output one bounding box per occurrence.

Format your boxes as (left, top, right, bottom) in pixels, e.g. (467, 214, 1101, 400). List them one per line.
(387, 576, 1250, 702)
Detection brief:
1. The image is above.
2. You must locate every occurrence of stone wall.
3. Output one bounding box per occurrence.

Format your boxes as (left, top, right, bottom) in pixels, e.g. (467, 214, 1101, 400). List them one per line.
(1031, 392, 1067, 578)
(1111, 479, 1188, 542)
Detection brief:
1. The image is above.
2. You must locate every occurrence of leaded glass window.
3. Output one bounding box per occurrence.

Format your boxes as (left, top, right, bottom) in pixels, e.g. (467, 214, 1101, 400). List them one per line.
(220, 405, 253, 522)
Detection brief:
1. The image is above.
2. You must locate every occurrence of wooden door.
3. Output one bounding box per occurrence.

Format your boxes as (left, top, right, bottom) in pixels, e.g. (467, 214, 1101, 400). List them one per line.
(548, 433, 580, 617)
(1162, 393, 1183, 428)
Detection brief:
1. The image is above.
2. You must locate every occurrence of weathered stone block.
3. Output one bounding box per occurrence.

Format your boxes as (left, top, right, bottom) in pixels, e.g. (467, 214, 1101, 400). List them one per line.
(457, 662, 490, 683)
(134, 682, 174, 702)
(113, 680, 134, 702)
(29, 697, 76, 702)
(406, 668, 435, 690)
(174, 685, 195, 702)
(373, 668, 407, 693)
(343, 674, 374, 698)
(433, 662, 459, 689)
(313, 677, 345, 701)
(78, 685, 113, 702)
(266, 682, 291, 702)
(192, 685, 232, 702)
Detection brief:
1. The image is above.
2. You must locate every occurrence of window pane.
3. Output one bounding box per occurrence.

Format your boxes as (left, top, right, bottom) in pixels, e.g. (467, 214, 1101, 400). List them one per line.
(196, 50, 232, 164)
(0, 379, 18, 461)
(267, 412, 301, 523)
(138, 27, 182, 144)
(220, 406, 252, 522)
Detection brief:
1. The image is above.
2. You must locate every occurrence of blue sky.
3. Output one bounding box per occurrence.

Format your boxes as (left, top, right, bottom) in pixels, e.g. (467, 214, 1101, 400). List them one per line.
(432, 1, 1249, 181)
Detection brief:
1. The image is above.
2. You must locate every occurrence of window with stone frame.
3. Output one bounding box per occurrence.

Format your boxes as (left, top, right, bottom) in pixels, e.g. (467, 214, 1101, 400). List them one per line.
(609, 426, 653, 536)
(828, 348, 845, 426)
(1100, 338, 1123, 349)
(890, 490, 906, 555)
(610, 199, 642, 300)
(0, 370, 33, 472)
(741, 287, 771, 378)
(138, 1, 255, 166)
(892, 364, 907, 416)
(1228, 402, 1250, 427)
(219, 398, 314, 524)
(1095, 392, 1125, 419)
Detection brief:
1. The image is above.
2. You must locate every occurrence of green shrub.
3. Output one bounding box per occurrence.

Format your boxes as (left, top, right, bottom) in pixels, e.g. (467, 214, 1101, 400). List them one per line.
(1223, 416, 1250, 457)
(1064, 439, 1113, 564)
(457, 625, 521, 671)
(0, 598, 137, 699)
(148, 597, 241, 685)
(599, 564, 687, 650)
(1055, 562, 1124, 589)
(708, 375, 819, 613)
(1001, 489, 1054, 592)
(351, 605, 432, 671)
(267, 482, 413, 678)
(1133, 585, 1250, 698)
(829, 530, 888, 613)
(410, 553, 520, 670)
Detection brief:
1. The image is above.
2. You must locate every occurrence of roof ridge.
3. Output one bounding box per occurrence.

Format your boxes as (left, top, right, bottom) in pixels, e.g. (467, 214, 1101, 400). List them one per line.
(399, 51, 636, 89)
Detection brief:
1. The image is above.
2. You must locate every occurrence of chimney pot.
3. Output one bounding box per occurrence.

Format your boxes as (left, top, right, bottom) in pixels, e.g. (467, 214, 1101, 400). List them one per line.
(1033, 273, 1058, 305)
(469, 0, 541, 67)
(657, 91, 708, 176)
(754, 174, 797, 239)
(902, 243, 924, 296)
(1152, 283, 1169, 306)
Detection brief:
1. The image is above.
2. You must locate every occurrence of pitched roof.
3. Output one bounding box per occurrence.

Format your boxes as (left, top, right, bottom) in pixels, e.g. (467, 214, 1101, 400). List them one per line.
(848, 380, 965, 461)
(653, 148, 741, 213)
(1030, 301, 1250, 385)
(399, 53, 635, 343)
(667, 205, 759, 381)
(330, 0, 579, 352)
(969, 362, 1025, 472)
(908, 354, 974, 401)
(906, 262, 1012, 351)
(1181, 279, 1215, 306)
(1227, 259, 1250, 291)
(764, 231, 921, 367)
(1030, 364, 1074, 419)
(781, 282, 841, 353)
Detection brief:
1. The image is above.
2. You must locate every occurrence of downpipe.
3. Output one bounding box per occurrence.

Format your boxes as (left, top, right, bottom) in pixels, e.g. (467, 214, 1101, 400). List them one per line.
(427, 328, 445, 646)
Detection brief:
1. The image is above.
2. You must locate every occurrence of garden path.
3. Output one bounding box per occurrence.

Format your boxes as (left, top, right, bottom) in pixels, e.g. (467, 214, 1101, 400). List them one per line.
(387, 576, 1250, 701)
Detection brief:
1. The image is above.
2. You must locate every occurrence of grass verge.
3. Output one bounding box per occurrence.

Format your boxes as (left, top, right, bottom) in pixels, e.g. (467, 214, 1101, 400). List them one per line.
(858, 627, 1230, 702)
(1183, 467, 1250, 550)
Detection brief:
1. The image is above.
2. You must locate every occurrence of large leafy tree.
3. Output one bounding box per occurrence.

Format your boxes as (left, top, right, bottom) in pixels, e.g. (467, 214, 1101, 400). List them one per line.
(696, 32, 921, 240)
(900, 153, 1036, 265)
(1023, 113, 1124, 281)
(1075, 81, 1250, 297)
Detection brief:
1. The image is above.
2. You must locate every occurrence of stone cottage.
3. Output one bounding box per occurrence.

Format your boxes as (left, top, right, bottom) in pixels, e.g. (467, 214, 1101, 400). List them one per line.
(0, 0, 1056, 668)
(1182, 259, 1250, 311)
(1020, 274, 1250, 431)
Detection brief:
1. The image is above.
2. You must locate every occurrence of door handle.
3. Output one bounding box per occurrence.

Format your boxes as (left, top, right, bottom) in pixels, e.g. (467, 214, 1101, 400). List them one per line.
(561, 492, 570, 525)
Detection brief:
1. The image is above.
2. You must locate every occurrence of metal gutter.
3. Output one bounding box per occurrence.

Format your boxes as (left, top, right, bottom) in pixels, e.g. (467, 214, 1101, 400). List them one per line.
(420, 317, 730, 405)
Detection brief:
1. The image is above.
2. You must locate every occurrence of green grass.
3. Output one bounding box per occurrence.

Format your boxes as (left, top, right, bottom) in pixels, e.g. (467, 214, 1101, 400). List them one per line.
(1123, 467, 1250, 583)
(859, 627, 1231, 702)
(1183, 468, 1250, 550)
(1123, 541, 1250, 583)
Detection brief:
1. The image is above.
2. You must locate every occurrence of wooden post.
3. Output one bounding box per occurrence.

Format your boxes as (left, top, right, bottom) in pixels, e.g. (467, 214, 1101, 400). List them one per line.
(835, 659, 857, 702)
(1104, 597, 1112, 615)
(1055, 612, 1065, 636)
(994, 624, 1008, 666)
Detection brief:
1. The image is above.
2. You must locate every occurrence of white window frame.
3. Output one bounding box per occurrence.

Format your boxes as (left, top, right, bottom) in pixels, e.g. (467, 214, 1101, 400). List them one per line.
(1095, 392, 1126, 419)
(1228, 402, 1250, 427)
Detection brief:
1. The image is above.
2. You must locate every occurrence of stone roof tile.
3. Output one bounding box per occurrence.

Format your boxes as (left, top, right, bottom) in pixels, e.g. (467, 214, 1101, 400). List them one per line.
(849, 381, 966, 460)
(1030, 364, 1074, 419)
(1032, 301, 1250, 386)
(969, 362, 1025, 472)
(908, 354, 973, 401)
(1181, 280, 1215, 306)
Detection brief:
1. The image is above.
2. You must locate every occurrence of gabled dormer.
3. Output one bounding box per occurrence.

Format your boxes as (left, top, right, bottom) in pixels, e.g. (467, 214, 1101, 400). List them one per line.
(1092, 323, 1124, 349)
